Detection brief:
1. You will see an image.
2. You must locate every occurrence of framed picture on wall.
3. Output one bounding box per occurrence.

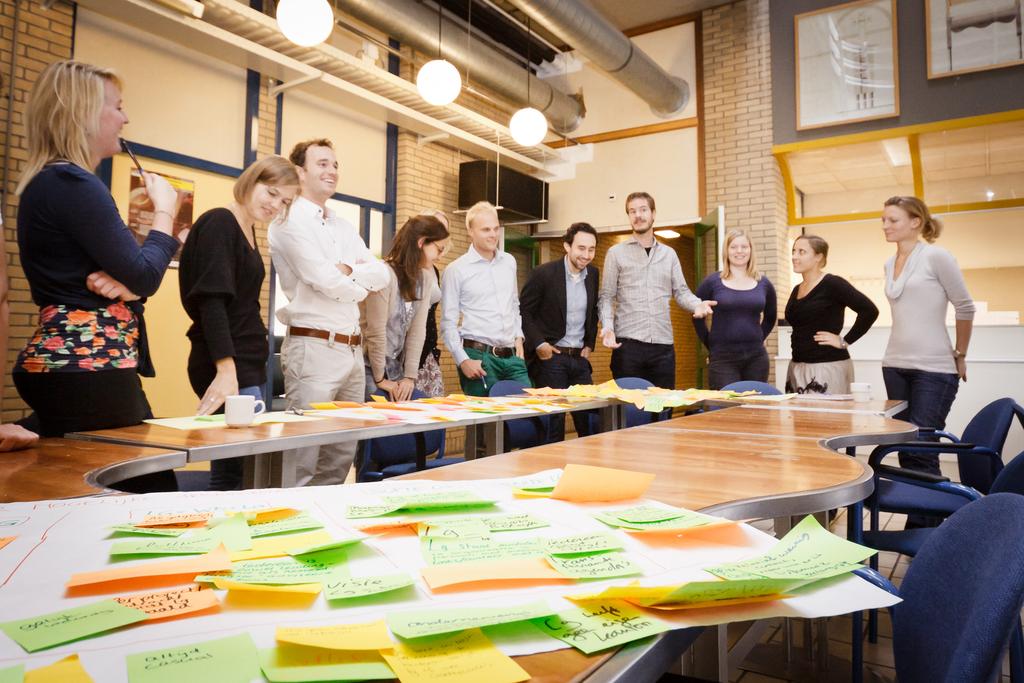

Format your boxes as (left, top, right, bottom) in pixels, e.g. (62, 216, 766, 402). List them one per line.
(926, 0, 1024, 78)
(795, 0, 899, 130)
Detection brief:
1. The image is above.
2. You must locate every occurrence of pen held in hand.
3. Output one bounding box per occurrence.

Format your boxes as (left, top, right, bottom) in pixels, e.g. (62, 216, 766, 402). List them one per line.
(120, 138, 145, 176)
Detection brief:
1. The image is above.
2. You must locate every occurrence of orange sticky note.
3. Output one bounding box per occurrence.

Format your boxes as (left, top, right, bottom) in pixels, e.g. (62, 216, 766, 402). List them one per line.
(551, 464, 655, 502)
(66, 545, 231, 591)
(421, 557, 566, 590)
(24, 654, 93, 683)
(136, 512, 212, 528)
(113, 584, 220, 621)
(354, 518, 418, 535)
(382, 628, 529, 683)
(0, 536, 15, 550)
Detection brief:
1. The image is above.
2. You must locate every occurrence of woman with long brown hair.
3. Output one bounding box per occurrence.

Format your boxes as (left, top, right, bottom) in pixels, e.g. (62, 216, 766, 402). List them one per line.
(360, 214, 449, 401)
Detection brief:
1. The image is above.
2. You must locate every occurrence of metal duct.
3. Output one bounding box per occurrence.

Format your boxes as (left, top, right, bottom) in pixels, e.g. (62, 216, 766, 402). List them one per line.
(505, 0, 689, 117)
(334, 0, 583, 133)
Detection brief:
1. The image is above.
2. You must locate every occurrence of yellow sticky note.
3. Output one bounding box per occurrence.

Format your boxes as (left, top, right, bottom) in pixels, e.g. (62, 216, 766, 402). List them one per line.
(24, 654, 93, 683)
(369, 394, 389, 403)
(230, 530, 333, 561)
(213, 578, 322, 594)
(226, 507, 298, 524)
(421, 557, 566, 590)
(381, 628, 529, 683)
(551, 464, 655, 502)
(276, 620, 392, 650)
(136, 512, 212, 528)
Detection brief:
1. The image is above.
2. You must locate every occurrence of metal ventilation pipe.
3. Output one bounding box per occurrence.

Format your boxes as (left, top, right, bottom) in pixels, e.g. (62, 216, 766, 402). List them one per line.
(504, 0, 689, 117)
(334, 0, 584, 133)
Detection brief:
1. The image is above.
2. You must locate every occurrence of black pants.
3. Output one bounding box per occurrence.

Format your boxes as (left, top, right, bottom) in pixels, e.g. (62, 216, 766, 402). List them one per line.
(707, 346, 770, 390)
(14, 368, 177, 493)
(610, 339, 676, 389)
(533, 352, 596, 442)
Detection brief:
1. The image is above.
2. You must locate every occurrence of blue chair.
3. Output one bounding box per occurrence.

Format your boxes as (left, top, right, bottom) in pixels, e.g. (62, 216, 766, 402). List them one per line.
(852, 494, 1024, 683)
(356, 389, 461, 482)
(612, 376, 661, 428)
(721, 380, 782, 395)
(489, 380, 549, 450)
(867, 398, 1024, 525)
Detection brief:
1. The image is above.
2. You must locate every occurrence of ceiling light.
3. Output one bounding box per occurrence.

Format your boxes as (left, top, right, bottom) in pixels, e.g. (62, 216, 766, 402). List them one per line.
(509, 107, 547, 146)
(417, 59, 461, 105)
(986, 190, 995, 200)
(881, 139, 910, 167)
(276, 0, 334, 47)
(655, 229, 681, 239)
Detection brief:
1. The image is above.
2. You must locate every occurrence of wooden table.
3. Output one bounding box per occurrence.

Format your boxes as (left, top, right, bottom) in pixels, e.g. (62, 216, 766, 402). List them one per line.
(0, 438, 185, 503)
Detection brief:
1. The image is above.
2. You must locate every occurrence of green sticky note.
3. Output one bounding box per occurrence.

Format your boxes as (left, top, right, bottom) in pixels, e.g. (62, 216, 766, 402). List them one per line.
(345, 504, 403, 519)
(1, 599, 147, 652)
(127, 632, 259, 683)
(479, 513, 549, 532)
(419, 518, 492, 539)
(194, 415, 226, 422)
(388, 600, 554, 639)
(205, 514, 253, 551)
(705, 515, 876, 581)
(547, 551, 642, 579)
(613, 504, 687, 524)
(421, 536, 547, 566)
(594, 508, 721, 531)
(109, 535, 219, 557)
(643, 396, 666, 413)
(286, 535, 365, 557)
(546, 532, 623, 556)
(0, 664, 23, 683)
(384, 490, 497, 511)
(200, 555, 349, 585)
(259, 645, 394, 682)
(109, 525, 187, 537)
(249, 512, 324, 537)
(656, 577, 805, 605)
(530, 600, 670, 654)
(324, 573, 414, 601)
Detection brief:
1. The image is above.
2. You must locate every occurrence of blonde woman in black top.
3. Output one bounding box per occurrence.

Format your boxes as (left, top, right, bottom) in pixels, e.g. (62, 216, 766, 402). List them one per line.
(786, 235, 878, 395)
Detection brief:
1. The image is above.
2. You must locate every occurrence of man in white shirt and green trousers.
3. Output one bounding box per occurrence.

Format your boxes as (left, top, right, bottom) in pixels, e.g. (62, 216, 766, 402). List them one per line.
(270, 138, 389, 486)
(440, 201, 531, 397)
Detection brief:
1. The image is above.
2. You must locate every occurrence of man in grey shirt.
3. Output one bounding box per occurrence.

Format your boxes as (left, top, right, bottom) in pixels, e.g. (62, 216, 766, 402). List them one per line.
(599, 191, 715, 389)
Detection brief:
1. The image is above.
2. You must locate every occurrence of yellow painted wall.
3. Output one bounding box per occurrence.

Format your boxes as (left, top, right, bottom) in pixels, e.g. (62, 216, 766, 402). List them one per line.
(109, 155, 237, 417)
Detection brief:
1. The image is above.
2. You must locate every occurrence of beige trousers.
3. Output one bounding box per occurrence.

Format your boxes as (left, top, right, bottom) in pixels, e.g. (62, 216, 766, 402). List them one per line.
(281, 334, 364, 486)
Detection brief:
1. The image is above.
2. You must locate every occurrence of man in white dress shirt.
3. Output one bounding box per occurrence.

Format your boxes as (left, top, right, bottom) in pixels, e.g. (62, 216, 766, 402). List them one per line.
(440, 201, 530, 396)
(269, 139, 389, 485)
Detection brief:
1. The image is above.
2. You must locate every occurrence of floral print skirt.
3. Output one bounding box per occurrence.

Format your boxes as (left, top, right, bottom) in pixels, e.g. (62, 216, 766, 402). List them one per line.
(16, 302, 139, 373)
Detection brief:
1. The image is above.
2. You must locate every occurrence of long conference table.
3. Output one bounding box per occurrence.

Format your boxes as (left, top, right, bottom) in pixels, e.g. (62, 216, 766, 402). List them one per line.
(0, 398, 913, 682)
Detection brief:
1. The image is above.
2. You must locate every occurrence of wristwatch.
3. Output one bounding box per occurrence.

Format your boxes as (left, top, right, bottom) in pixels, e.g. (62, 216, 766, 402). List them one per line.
(839, 339, 848, 350)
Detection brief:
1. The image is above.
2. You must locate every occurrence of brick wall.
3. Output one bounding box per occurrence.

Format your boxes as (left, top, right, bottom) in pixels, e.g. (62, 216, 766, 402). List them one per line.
(702, 0, 789, 381)
(254, 74, 278, 322)
(1, 0, 75, 421)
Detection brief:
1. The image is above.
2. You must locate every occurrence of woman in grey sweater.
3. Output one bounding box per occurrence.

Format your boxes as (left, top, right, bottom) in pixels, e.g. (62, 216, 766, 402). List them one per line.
(881, 196, 975, 485)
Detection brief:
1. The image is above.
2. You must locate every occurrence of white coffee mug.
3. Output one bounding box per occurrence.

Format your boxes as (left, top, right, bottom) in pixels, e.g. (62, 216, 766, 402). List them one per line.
(850, 382, 872, 402)
(224, 394, 266, 427)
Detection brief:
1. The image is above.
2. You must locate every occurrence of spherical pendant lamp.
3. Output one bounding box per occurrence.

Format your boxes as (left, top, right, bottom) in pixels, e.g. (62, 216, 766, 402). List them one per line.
(509, 106, 547, 146)
(276, 0, 335, 47)
(416, 59, 462, 105)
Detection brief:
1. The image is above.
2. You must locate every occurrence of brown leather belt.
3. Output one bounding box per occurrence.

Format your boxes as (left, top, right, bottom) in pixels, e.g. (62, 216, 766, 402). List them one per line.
(289, 326, 361, 346)
(463, 339, 515, 358)
(553, 346, 584, 357)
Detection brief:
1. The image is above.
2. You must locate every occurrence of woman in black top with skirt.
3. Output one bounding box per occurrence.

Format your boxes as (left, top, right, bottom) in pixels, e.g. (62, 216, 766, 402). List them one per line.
(178, 155, 298, 489)
(786, 235, 878, 395)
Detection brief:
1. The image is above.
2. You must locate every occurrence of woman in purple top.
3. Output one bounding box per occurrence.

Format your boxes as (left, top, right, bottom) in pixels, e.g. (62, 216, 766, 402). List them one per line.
(693, 229, 776, 389)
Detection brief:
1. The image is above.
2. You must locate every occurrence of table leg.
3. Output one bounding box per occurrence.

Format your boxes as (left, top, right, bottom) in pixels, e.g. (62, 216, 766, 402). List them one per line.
(463, 425, 478, 461)
(482, 421, 503, 456)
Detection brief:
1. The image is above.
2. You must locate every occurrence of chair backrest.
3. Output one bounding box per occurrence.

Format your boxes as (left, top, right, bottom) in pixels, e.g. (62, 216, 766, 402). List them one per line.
(489, 380, 548, 449)
(611, 377, 658, 428)
(992, 449, 1024, 495)
(721, 380, 782, 395)
(894, 493, 1024, 683)
(958, 398, 1023, 492)
(362, 389, 443, 470)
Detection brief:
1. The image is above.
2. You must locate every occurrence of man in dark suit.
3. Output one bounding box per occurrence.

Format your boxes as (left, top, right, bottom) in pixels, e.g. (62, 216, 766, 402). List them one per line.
(520, 222, 599, 442)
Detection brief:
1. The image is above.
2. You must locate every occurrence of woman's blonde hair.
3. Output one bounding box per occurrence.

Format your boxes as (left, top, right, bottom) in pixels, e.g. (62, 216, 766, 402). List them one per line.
(721, 228, 760, 280)
(233, 155, 300, 212)
(884, 195, 942, 243)
(16, 60, 123, 195)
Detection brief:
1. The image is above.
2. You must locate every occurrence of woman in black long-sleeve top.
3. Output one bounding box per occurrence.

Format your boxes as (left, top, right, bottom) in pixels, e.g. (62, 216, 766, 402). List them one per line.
(14, 61, 182, 445)
(786, 234, 878, 395)
(178, 156, 298, 490)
